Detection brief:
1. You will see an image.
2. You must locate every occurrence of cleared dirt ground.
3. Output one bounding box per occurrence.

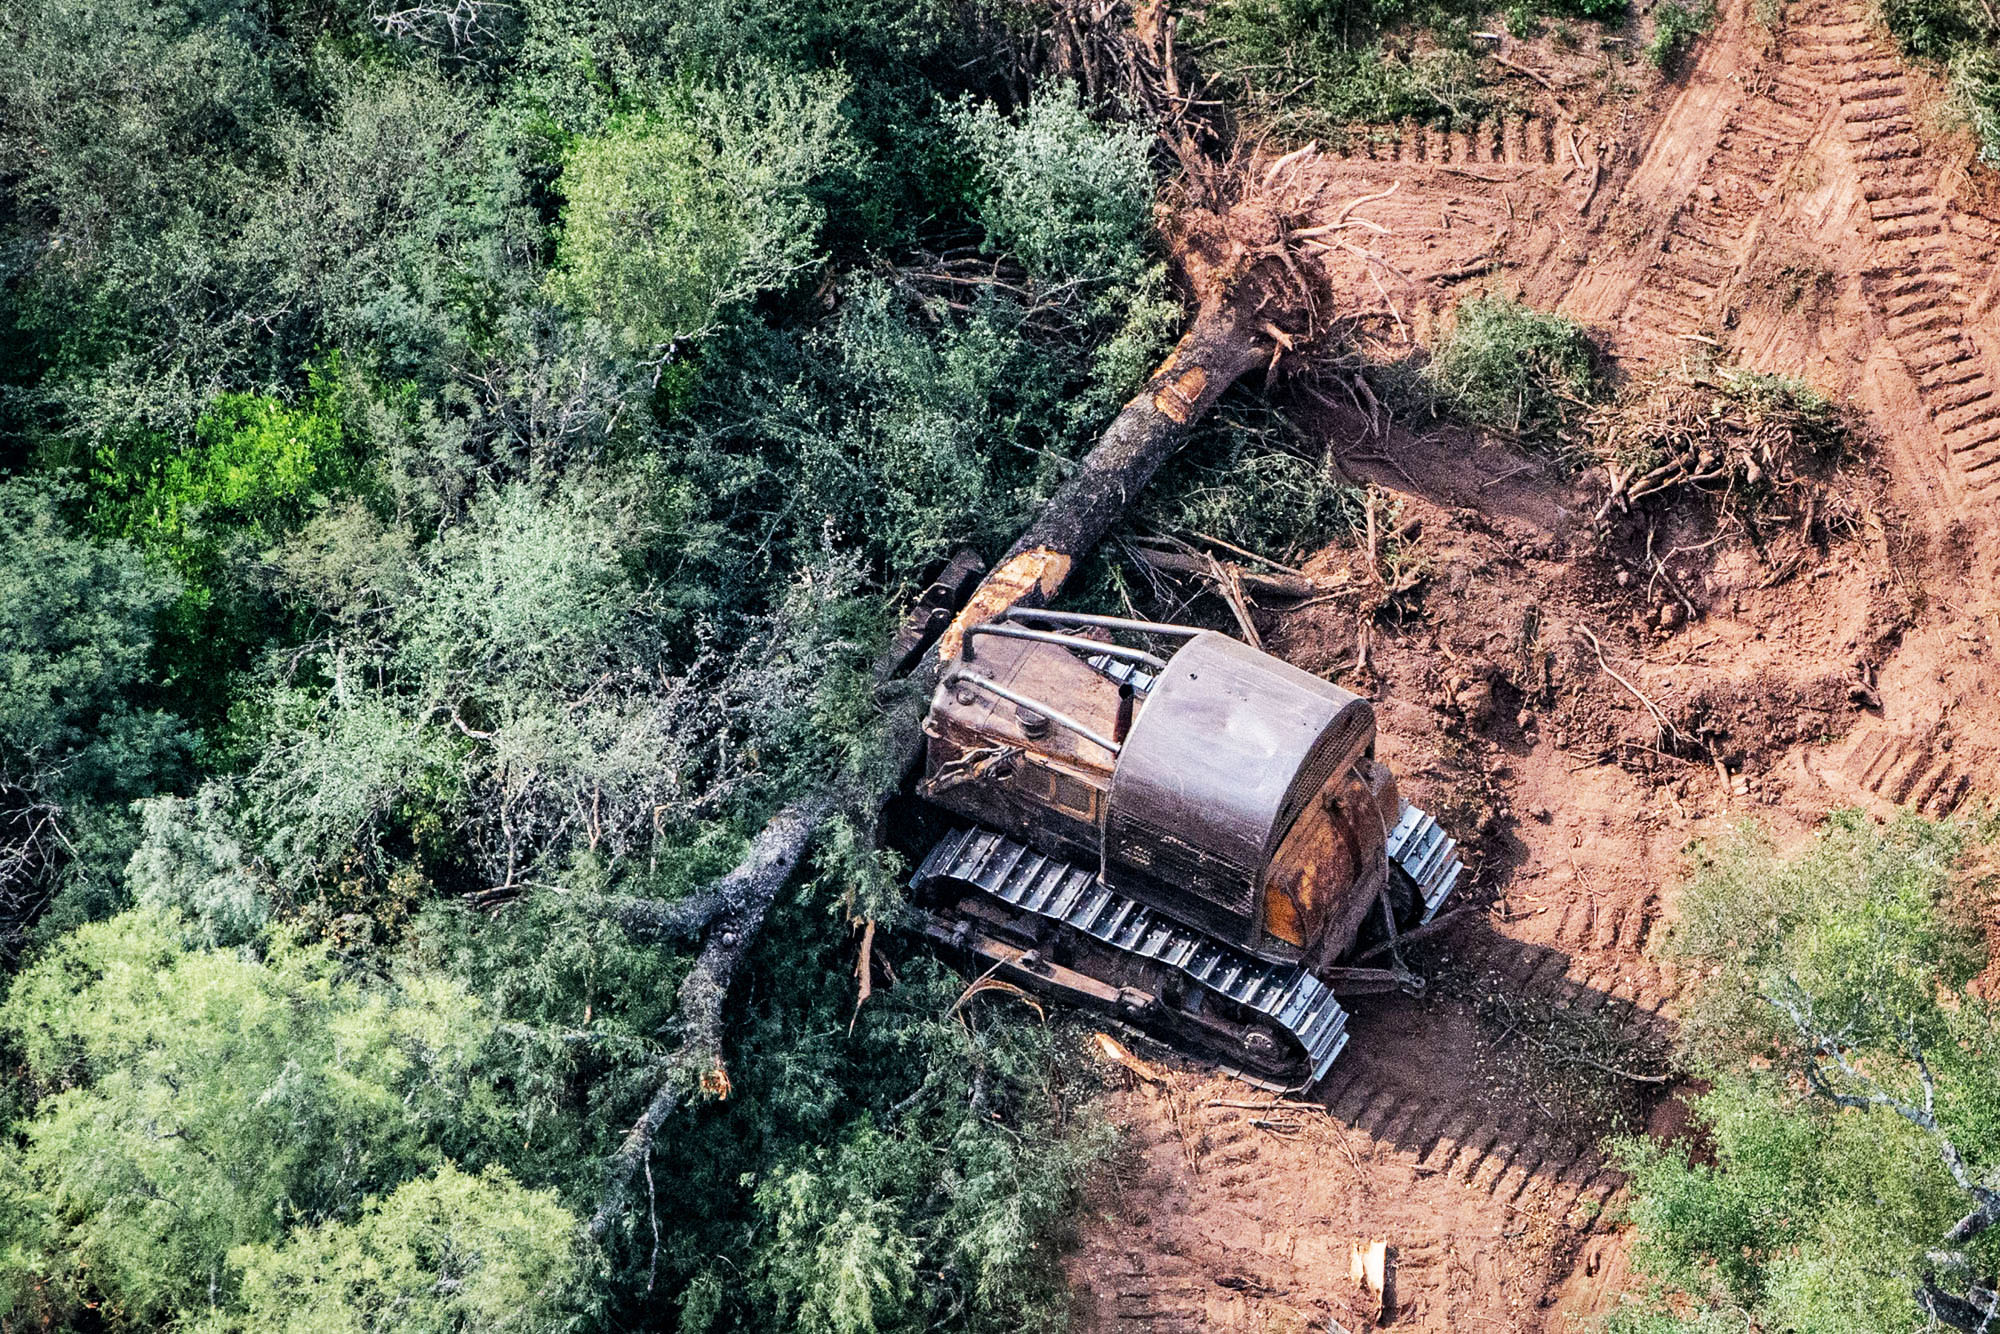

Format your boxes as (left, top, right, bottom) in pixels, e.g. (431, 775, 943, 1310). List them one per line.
(1066, 1, 2000, 1327)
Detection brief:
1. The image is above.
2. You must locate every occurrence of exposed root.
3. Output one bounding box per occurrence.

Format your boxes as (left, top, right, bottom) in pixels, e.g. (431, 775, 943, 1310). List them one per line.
(1592, 365, 1856, 539)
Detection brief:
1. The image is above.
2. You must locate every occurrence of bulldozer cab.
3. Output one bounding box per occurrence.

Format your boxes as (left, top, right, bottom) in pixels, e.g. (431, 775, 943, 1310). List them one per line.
(919, 609, 1406, 968)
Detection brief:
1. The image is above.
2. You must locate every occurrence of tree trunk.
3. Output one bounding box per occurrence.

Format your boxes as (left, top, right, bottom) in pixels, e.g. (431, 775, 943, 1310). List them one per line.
(586, 295, 1273, 1242)
(932, 295, 1269, 665)
(886, 295, 1269, 781)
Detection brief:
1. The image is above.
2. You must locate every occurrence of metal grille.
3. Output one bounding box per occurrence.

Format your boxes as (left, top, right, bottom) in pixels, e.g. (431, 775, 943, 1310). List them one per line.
(1272, 712, 1372, 853)
(1050, 770, 1097, 818)
(1109, 812, 1257, 917)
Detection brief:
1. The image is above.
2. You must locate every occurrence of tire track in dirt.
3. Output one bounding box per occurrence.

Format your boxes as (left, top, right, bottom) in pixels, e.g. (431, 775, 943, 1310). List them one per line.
(1810, 723, 1988, 816)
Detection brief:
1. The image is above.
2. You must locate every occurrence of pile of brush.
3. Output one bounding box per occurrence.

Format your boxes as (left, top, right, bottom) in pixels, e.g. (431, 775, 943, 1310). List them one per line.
(1592, 366, 1851, 526)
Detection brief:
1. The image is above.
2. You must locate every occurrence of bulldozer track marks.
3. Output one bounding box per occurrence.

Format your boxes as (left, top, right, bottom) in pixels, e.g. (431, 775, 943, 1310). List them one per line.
(1076, 4, 2000, 1321)
(1334, 114, 1568, 165)
(1795, 1, 2000, 500)
(1613, 20, 1832, 353)
(1560, 0, 2000, 507)
(1085, 913, 1653, 1330)
(1358, 1082, 1621, 1219)
(1449, 925, 1679, 1022)
(1839, 726, 1978, 815)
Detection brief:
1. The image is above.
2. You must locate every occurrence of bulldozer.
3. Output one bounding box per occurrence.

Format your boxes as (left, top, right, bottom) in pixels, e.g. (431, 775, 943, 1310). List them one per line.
(905, 603, 1462, 1090)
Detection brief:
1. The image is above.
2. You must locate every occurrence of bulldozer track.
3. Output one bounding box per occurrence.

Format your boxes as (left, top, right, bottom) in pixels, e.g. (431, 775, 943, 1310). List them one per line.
(1450, 924, 1679, 1020)
(1614, 24, 1825, 354)
(915, 825, 1356, 1083)
(1334, 114, 1569, 165)
(1793, 2, 2000, 500)
(1838, 726, 1978, 815)
(1313, 1069, 1624, 1217)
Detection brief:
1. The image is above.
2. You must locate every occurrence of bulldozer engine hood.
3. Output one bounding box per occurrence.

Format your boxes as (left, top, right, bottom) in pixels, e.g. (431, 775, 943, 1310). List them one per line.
(1104, 632, 1377, 939)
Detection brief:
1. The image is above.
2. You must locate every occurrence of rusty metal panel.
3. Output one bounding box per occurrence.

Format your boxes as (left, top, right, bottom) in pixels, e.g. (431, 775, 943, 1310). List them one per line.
(1104, 632, 1376, 944)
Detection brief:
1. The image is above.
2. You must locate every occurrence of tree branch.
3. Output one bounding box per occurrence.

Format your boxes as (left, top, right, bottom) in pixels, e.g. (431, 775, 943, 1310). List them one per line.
(586, 794, 830, 1243)
(1769, 980, 2000, 1254)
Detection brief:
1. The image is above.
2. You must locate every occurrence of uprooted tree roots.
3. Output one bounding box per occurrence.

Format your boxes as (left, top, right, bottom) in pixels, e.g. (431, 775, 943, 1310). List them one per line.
(1592, 366, 1857, 532)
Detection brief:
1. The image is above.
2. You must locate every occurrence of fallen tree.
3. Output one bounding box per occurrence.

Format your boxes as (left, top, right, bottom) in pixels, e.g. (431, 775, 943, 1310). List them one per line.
(584, 794, 831, 1243)
(584, 133, 1345, 1243)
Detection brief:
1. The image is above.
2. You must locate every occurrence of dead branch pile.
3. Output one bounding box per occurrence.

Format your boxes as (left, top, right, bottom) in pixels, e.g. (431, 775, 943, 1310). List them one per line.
(1592, 366, 1854, 528)
(1123, 483, 1423, 674)
(1027, 0, 1225, 174)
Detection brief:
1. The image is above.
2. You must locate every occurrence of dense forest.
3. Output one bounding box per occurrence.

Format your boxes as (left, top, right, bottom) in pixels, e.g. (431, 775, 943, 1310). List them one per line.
(6, 0, 2000, 1329)
(0, 0, 1194, 1326)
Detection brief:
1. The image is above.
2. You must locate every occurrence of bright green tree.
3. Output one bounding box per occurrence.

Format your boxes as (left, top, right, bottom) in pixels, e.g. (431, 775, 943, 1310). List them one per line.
(202, 1164, 579, 1334)
(551, 71, 853, 352)
(1611, 813, 2000, 1332)
(0, 906, 509, 1326)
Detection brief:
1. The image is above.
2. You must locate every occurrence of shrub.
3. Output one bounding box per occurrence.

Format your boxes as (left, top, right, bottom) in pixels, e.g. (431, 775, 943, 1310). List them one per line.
(82, 357, 361, 726)
(1425, 296, 1601, 459)
(0, 480, 185, 949)
(550, 71, 854, 351)
(87, 358, 355, 579)
(1880, 0, 2000, 159)
(1143, 409, 1363, 563)
(1881, 0, 1989, 59)
(207, 1165, 580, 1334)
(948, 79, 1157, 289)
(0, 907, 505, 1325)
(1647, 0, 1717, 70)
(1951, 46, 2000, 165)
(1187, 0, 1627, 139)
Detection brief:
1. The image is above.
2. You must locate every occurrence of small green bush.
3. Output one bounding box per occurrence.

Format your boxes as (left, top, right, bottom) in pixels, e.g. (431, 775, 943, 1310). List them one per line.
(1951, 46, 2000, 165)
(1647, 0, 1717, 70)
(1144, 413, 1363, 564)
(1881, 0, 1988, 59)
(1881, 0, 1999, 158)
(1425, 296, 1601, 459)
(207, 1165, 581, 1334)
(83, 357, 360, 727)
(550, 71, 854, 351)
(947, 79, 1157, 290)
(88, 358, 354, 581)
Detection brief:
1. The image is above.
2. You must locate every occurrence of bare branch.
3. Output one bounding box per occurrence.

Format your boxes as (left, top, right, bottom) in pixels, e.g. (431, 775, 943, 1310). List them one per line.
(368, 0, 511, 54)
(1768, 979, 2000, 1246)
(586, 794, 831, 1243)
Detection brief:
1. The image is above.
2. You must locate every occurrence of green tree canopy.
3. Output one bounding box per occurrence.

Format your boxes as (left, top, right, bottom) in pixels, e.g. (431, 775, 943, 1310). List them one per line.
(0, 481, 184, 949)
(0, 906, 529, 1327)
(0, 0, 1165, 1327)
(1611, 813, 2000, 1333)
(201, 1164, 579, 1334)
(551, 72, 854, 352)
